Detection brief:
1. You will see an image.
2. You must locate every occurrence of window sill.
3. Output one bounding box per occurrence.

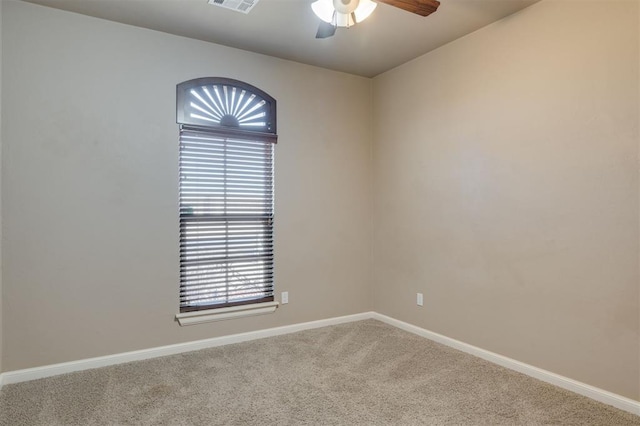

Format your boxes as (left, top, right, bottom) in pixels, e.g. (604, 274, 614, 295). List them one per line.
(175, 301, 279, 326)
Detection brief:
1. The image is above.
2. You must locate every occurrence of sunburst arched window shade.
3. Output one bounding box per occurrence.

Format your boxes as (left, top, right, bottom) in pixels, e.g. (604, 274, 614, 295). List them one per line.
(175, 78, 278, 320)
(177, 77, 277, 135)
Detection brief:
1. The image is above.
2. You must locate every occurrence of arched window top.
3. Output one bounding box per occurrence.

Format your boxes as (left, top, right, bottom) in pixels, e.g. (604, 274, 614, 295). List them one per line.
(177, 77, 277, 134)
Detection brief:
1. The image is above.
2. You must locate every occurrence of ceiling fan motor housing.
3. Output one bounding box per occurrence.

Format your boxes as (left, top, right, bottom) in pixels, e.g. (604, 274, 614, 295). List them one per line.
(333, 0, 360, 14)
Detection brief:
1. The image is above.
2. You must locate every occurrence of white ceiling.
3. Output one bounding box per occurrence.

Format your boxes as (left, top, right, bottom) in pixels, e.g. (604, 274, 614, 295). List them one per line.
(22, 0, 541, 77)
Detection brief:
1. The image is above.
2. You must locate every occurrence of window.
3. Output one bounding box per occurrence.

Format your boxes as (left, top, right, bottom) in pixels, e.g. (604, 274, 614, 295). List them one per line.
(175, 78, 277, 324)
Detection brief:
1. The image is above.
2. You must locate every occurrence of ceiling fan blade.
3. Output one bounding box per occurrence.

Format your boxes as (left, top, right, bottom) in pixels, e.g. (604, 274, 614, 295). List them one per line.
(377, 0, 440, 17)
(316, 21, 337, 38)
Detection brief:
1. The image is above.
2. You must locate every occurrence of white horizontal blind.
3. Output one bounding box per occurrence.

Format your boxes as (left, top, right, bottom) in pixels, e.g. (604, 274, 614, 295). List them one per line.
(179, 127, 274, 312)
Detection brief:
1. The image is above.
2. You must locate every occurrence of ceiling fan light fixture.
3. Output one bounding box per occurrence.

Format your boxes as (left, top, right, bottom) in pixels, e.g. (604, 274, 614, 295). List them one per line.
(311, 0, 377, 27)
(311, 0, 335, 24)
(353, 0, 377, 23)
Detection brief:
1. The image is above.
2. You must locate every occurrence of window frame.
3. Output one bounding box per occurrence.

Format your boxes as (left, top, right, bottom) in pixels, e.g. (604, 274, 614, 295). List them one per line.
(175, 77, 278, 323)
(176, 77, 277, 135)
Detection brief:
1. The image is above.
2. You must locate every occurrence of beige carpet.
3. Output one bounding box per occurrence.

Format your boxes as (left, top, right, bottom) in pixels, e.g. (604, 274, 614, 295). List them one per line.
(1, 319, 638, 425)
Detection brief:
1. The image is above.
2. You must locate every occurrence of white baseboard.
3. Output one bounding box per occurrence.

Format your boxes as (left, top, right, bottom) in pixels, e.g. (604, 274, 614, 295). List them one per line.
(0, 311, 375, 388)
(1, 311, 638, 417)
(372, 313, 640, 416)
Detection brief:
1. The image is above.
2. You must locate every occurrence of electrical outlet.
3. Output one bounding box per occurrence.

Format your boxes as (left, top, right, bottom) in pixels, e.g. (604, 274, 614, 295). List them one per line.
(417, 293, 423, 306)
(281, 291, 289, 304)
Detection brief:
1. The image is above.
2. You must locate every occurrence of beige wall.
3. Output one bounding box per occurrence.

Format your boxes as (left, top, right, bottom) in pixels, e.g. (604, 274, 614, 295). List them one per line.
(1, 0, 372, 371)
(373, 0, 639, 400)
(0, 0, 3, 374)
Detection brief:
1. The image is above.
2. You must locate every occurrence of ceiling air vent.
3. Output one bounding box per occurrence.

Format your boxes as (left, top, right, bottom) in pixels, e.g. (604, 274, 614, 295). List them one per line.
(207, 0, 259, 14)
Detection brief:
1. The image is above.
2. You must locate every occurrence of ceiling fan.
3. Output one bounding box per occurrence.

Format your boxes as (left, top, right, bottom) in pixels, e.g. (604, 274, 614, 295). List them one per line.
(312, 0, 440, 39)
